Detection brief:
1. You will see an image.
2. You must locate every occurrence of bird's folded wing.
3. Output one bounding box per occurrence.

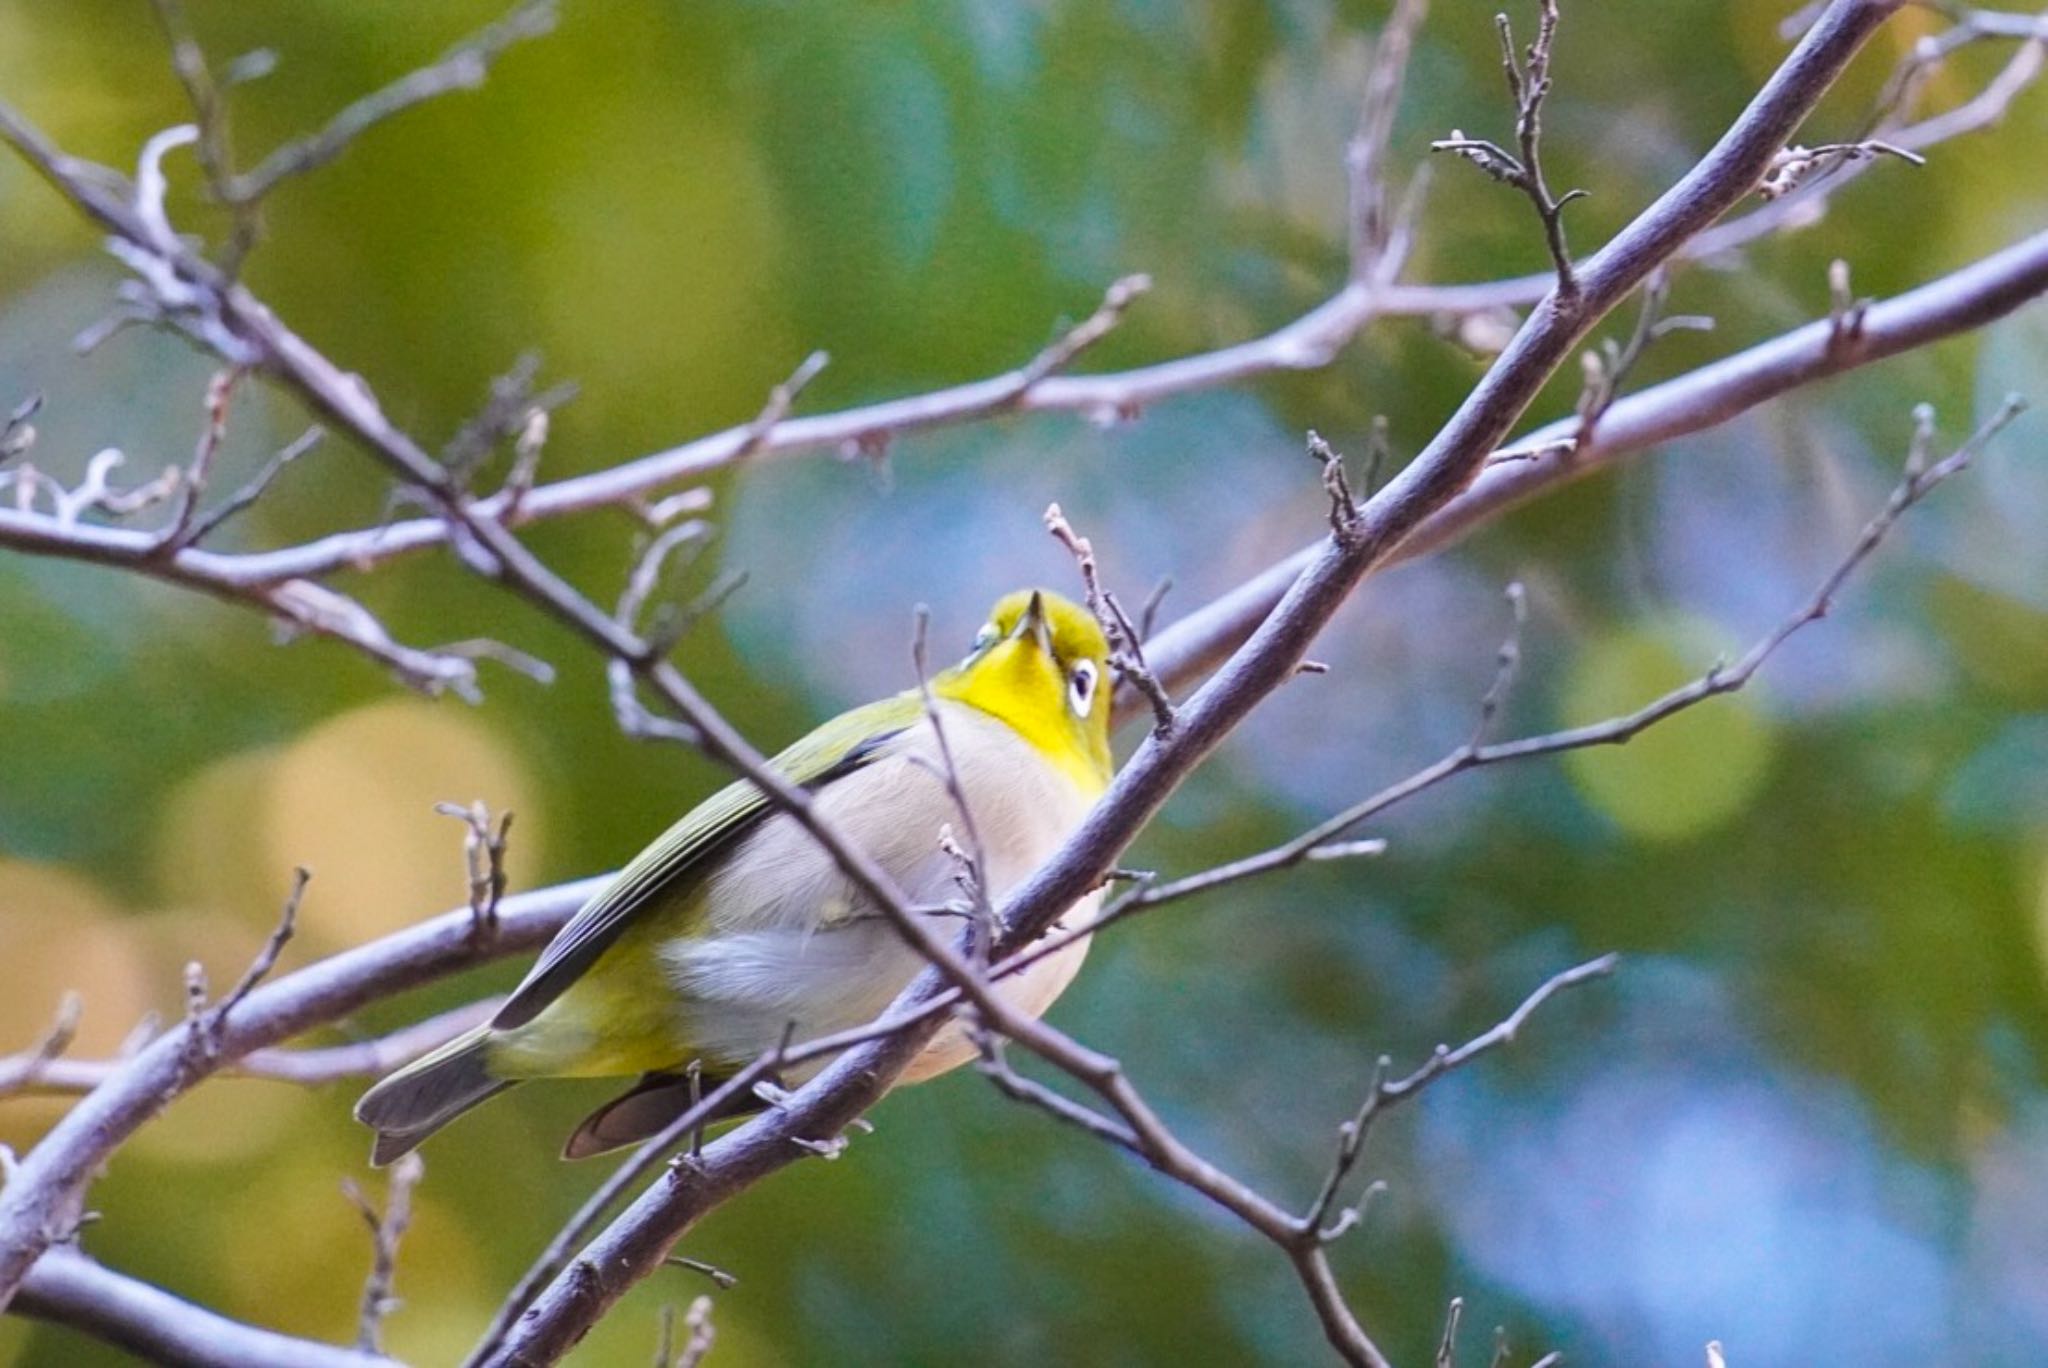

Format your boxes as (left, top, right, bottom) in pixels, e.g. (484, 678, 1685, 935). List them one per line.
(490, 693, 921, 1030)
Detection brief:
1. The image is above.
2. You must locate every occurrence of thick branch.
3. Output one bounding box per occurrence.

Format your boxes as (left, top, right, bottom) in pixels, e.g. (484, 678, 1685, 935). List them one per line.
(0, 66, 977, 1333)
(0, 876, 601, 1308)
(15, 1250, 399, 1368)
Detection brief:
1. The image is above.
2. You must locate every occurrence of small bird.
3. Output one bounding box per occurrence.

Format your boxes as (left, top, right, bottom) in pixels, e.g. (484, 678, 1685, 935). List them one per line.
(357, 589, 1113, 1164)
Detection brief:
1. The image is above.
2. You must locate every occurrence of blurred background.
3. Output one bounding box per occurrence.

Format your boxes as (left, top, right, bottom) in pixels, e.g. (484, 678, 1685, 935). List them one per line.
(3, 1, 2046, 1364)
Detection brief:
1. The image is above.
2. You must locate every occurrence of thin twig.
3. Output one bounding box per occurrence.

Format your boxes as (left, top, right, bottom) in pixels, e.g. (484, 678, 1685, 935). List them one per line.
(434, 801, 513, 946)
(340, 1153, 424, 1353)
(1572, 272, 1715, 446)
(734, 351, 829, 463)
(1437, 1297, 1466, 1368)
(0, 994, 83, 1098)
(1348, 0, 1433, 276)
(226, 1, 559, 205)
(656, 1295, 714, 1368)
(663, 1257, 738, 1291)
(911, 607, 994, 950)
(972, 1032, 1144, 1154)
(145, 0, 264, 268)
(1306, 430, 1362, 539)
(1432, 0, 1587, 303)
(1043, 502, 1175, 733)
(0, 393, 39, 464)
(1756, 138, 1925, 199)
(1014, 275, 1153, 396)
(154, 366, 243, 550)
(1136, 577, 1173, 642)
(1471, 581, 1528, 746)
(173, 426, 324, 549)
(1301, 954, 1619, 1242)
(439, 355, 578, 502)
(205, 869, 307, 1039)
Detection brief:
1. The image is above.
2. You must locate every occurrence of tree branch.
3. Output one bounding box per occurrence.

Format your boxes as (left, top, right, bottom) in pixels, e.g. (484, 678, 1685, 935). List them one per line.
(0, 875, 602, 1311)
(340, 1154, 424, 1355)
(14, 1250, 401, 1368)
(1347, 0, 1432, 277)
(970, 950, 1617, 1367)
(1043, 502, 1176, 736)
(1431, 0, 1587, 302)
(1300, 954, 1618, 1243)
(225, 1, 558, 207)
(0, 1000, 500, 1099)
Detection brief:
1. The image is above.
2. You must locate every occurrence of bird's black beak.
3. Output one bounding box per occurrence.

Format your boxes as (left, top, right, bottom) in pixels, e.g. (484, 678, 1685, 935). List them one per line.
(1012, 589, 1054, 657)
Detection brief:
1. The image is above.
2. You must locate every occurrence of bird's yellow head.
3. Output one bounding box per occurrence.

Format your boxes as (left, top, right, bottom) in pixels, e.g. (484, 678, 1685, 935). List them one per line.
(935, 588, 1113, 792)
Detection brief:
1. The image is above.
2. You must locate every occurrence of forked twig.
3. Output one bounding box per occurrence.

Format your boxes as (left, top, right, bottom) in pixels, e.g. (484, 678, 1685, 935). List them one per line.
(1301, 954, 1620, 1242)
(181, 869, 307, 1068)
(434, 801, 514, 945)
(1432, 0, 1587, 302)
(340, 1153, 424, 1353)
(226, 2, 558, 206)
(1043, 503, 1175, 734)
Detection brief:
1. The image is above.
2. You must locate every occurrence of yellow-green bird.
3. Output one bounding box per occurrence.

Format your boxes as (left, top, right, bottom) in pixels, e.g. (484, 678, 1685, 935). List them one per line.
(357, 589, 1112, 1164)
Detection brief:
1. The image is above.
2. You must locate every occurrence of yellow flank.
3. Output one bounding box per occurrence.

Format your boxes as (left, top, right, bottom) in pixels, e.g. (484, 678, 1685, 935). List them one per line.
(487, 911, 696, 1077)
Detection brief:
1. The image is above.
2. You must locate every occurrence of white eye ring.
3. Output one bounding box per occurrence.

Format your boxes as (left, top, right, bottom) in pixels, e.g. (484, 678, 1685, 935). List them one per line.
(968, 623, 998, 657)
(1068, 660, 1098, 716)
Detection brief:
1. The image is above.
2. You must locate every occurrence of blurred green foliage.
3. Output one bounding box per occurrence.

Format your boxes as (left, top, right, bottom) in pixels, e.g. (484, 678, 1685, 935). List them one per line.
(2, 1, 2046, 1365)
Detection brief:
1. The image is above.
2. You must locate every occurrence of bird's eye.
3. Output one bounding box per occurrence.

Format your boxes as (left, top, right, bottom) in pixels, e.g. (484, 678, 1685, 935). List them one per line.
(968, 623, 998, 656)
(1067, 660, 1098, 715)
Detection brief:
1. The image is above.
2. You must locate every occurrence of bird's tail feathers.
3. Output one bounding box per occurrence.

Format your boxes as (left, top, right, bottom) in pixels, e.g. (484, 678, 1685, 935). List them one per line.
(562, 1067, 764, 1160)
(354, 1025, 512, 1166)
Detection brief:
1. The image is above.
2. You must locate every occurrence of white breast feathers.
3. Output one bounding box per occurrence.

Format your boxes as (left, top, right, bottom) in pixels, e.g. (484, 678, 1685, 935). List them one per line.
(661, 701, 1103, 1082)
